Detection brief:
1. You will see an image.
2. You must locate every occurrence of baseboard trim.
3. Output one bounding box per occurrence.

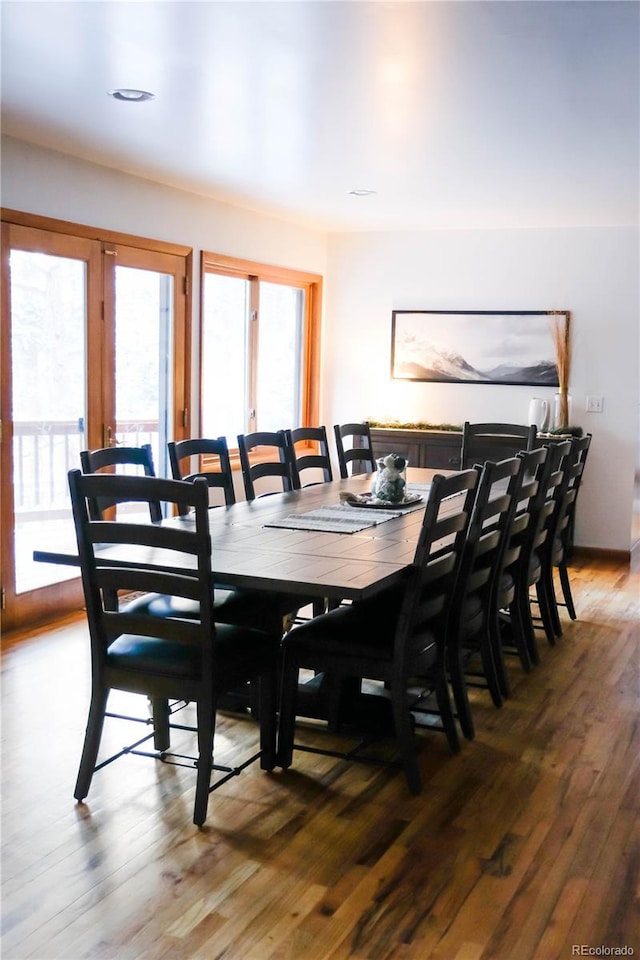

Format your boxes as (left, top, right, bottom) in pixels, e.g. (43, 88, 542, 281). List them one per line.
(573, 546, 631, 563)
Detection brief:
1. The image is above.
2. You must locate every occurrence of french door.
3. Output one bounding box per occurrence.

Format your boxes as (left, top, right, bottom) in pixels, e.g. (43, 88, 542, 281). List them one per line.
(1, 218, 190, 631)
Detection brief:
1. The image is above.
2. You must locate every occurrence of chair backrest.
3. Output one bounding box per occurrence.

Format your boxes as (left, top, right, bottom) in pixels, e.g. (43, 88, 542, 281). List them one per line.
(554, 433, 592, 557)
(68, 470, 216, 693)
(79, 444, 161, 522)
(450, 456, 523, 636)
(285, 426, 333, 486)
(499, 446, 549, 584)
(168, 437, 236, 511)
(237, 430, 297, 501)
(461, 422, 537, 470)
(529, 439, 573, 565)
(333, 422, 377, 479)
(393, 469, 479, 676)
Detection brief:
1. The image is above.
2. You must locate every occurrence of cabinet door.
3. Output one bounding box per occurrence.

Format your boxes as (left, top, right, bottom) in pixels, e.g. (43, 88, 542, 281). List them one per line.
(425, 441, 462, 470)
(370, 431, 426, 468)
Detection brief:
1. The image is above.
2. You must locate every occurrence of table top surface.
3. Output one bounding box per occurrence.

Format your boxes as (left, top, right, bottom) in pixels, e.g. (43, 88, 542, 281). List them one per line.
(35, 467, 450, 601)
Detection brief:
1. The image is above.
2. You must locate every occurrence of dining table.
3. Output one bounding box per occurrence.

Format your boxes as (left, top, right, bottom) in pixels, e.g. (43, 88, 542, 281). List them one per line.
(34, 467, 451, 727)
(34, 467, 448, 601)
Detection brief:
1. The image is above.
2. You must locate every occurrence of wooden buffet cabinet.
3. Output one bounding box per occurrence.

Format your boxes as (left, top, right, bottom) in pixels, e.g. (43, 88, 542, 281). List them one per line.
(368, 425, 544, 471)
(368, 427, 463, 470)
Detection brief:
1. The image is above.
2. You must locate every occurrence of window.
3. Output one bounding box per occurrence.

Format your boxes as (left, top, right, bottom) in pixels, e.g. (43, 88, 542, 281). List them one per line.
(200, 252, 322, 446)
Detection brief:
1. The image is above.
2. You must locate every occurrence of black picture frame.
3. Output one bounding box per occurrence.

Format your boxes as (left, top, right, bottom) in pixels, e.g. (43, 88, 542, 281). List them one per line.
(390, 310, 566, 386)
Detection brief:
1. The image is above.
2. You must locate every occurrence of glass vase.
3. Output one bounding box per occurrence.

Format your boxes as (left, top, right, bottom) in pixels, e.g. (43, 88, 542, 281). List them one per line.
(372, 454, 408, 503)
(553, 391, 572, 430)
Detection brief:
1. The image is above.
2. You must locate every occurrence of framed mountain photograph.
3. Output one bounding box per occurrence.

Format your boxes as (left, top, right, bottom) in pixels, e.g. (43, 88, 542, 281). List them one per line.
(390, 310, 566, 386)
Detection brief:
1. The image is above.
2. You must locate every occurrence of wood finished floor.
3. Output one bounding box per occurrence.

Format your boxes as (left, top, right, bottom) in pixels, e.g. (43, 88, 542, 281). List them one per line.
(2, 554, 639, 960)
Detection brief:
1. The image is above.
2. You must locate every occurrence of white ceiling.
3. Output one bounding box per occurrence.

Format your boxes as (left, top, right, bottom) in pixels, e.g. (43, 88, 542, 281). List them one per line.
(1, 0, 638, 232)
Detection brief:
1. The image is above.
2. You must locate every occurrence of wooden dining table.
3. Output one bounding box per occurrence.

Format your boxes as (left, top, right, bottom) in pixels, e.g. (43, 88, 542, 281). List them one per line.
(34, 467, 445, 603)
(34, 467, 448, 726)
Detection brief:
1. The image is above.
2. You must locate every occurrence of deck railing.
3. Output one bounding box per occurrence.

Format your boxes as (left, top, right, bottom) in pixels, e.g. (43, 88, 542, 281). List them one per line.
(13, 420, 159, 520)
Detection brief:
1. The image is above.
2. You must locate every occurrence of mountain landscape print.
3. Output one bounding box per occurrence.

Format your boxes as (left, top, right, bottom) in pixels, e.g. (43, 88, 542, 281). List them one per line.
(391, 310, 562, 386)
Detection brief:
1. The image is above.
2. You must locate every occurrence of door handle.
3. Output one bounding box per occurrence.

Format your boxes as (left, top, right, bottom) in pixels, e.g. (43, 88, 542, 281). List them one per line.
(104, 425, 119, 447)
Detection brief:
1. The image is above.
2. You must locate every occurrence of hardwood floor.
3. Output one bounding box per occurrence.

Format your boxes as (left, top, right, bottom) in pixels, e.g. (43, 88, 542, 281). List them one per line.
(2, 554, 639, 960)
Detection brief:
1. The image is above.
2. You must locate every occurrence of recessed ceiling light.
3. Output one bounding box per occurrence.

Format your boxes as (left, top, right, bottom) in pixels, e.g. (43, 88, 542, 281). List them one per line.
(108, 89, 155, 102)
(348, 189, 377, 197)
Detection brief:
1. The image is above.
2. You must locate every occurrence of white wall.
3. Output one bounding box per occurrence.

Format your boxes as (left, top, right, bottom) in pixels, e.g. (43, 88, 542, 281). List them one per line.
(324, 227, 639, 552)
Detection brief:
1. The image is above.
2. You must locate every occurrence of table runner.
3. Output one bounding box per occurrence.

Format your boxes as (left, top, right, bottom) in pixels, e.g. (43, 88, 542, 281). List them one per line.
(264, 487, 428, 534)
(264, 504, 407, 534)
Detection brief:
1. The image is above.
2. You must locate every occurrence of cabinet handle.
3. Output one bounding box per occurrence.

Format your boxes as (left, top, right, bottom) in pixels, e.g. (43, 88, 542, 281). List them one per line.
(448, 457, 461, 466)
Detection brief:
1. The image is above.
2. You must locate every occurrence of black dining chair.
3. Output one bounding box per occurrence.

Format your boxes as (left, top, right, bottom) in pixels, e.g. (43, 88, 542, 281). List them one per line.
(490, 445, 548, 679)
(68, 469, 279, 827)
(277, 468, 479, 793)
(80, 444, 161, 521)
(168, 436, 236, 510)
(445, 456, 523, 738)
(556, 433, 592, 614)
(460, 422, 537, 470)
(538, 434, 592, 635)
(333, 422, 377, 479)
(237, 430, 298, 500)
(501, 439, 572, 666)
(285, 426, 333, 486)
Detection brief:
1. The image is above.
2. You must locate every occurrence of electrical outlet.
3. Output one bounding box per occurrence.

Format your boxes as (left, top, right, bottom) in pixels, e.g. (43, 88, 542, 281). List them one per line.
(586, 395, 604, 413)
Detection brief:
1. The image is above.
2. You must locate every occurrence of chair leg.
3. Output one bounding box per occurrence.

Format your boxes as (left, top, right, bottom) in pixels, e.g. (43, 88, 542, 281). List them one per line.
(258, 671, 277, 771)
(150, 697, 170, 751)
(433, 672, 460, 754)
(488, 613, 511, 699)
(535, 570, 559, 643)
(539, 556, 563, 638)
(513, 581, 540, 666)
(276, 654, 300, 768)
(74, 685, 109, 801)
(312, 598, 328, 617)
(193, 699, 216, 827)
(391, 685, 420, 794)
(507, 593, 534, 672)
(558, 561, 577, 620)
(447, 646, 475, 741)
(479, 632, 504, 708)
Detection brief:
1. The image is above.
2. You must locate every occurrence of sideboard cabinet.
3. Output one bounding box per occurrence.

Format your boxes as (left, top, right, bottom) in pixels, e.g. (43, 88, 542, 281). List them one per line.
(369, 427, 463, 470)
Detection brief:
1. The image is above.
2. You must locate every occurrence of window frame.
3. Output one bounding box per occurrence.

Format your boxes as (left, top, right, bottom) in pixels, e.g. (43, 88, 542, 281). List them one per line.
(199, 251, 322, 463)
(1, 207, 192, 630)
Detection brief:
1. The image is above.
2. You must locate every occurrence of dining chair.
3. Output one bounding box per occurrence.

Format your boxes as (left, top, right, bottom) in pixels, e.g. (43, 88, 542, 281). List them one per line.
(277, 468, 479, 793)
(80, 444, 161, 521)
(445, 456, 523, 738)
(333, 422, 377, 479)
(168, 436, 236, 510)
(501, 440, 572, 666)
(538, 434, 592, 634)
(558, 433, 592, 592)
(285, 426, 333, 486)
(490, 445, 548, 679)
(68, 469, 279, 826)
(237, 430, 298, 500)
(460, 422, 537, 470)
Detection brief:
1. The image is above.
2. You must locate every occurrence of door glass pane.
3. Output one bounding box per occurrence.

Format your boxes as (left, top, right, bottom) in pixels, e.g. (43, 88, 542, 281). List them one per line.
(115, 266, 173, 479)
(201, 273, 249, 444)
(256, 282, 303, 432)
(10, 251, 86, 592)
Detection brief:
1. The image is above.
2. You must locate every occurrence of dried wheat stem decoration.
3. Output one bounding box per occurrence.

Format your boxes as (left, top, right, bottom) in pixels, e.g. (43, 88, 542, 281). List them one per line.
(551, 311, 572, 427)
